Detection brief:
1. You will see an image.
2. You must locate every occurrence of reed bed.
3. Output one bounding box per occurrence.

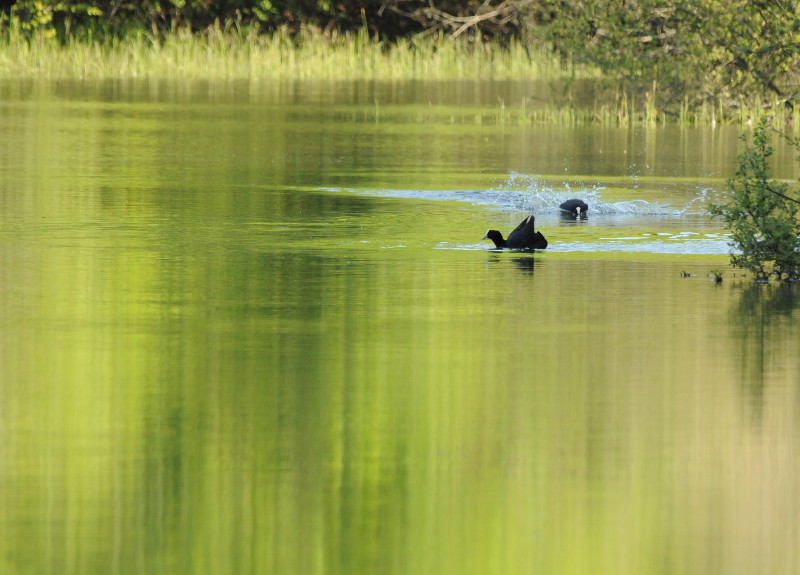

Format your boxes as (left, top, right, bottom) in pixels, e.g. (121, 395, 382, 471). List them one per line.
(0, 24, 795, 128)
(0, 24, 567, 81)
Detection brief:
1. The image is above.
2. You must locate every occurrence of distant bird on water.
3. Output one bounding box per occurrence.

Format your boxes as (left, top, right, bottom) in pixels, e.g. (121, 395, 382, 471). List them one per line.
(483, 215, 548, 250)
(559, 199, 589, 217)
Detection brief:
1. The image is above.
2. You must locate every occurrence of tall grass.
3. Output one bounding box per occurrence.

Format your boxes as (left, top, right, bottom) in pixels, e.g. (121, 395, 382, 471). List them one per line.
(0, 23, 795, 128)
(0, 24, 567, 81)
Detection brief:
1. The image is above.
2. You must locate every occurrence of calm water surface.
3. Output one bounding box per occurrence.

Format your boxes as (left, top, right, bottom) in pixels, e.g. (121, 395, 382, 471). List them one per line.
(1, 79, 800, 575)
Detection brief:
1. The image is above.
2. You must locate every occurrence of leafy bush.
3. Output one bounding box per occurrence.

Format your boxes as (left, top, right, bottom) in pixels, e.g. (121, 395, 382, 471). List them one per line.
(709, 118, 800, 281)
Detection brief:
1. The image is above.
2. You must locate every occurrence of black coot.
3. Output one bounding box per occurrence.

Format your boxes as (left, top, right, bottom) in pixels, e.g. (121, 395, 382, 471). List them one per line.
(559, 199, 589, 216)
(483, 215, 548, 250)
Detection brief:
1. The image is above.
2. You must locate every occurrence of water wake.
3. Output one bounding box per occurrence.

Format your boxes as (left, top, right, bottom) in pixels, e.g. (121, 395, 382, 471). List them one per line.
(492, 171, 718, 216)
(323, 172, 720, 216)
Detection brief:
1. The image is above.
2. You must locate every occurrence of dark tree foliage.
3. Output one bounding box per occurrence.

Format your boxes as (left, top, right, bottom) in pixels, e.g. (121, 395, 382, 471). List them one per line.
(532, 0, 800, 111)
(4, 0, 547, 40)
(379, 0, 534, 41)
(5, 0, 428, 38)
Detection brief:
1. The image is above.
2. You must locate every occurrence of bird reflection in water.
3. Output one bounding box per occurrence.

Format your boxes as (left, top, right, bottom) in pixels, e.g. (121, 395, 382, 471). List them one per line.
(511, 257, 536, 274)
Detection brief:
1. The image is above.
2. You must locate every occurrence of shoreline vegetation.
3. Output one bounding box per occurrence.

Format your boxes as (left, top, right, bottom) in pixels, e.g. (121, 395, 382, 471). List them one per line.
(2, 0, 798, 128)
(4, 25, 567, 82)
(3, 24, 796, 129)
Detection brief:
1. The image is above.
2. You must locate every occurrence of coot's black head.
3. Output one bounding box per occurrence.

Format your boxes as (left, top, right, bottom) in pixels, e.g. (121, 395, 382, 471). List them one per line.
(483, 229, 505, 248)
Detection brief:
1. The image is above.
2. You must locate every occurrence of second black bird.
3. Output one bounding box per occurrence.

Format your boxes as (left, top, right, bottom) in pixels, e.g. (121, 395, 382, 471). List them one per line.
(483, 215, 548, 250)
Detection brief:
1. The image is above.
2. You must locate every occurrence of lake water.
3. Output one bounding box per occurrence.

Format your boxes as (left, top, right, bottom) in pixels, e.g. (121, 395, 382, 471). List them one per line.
(1, 78, 800, 575)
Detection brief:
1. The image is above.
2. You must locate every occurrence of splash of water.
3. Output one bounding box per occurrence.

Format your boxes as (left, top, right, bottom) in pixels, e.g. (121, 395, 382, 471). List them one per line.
(492, 171, 717, 216)
(317, 172, 721, 216)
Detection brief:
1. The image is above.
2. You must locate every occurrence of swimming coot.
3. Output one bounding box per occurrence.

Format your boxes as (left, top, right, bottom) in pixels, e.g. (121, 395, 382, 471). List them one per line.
(559, 199, 589, 216)
(483, 215, 548, 250)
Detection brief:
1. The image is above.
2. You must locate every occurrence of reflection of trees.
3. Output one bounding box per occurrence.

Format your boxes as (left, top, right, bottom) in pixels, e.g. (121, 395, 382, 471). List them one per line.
(731, 283, 800, 427)
(737, 283, 800, 317)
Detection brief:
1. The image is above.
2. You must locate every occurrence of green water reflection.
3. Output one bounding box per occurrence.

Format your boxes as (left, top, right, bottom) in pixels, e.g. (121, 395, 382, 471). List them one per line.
(1, 79, 800, 575)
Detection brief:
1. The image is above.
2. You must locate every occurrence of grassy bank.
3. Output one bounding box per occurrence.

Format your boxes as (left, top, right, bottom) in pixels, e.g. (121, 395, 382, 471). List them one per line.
(1, 24, 796, 128)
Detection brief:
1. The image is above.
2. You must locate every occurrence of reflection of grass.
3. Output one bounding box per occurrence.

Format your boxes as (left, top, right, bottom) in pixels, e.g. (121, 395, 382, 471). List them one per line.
(3, 24, 796, 127)
(301, 100, 798, 129)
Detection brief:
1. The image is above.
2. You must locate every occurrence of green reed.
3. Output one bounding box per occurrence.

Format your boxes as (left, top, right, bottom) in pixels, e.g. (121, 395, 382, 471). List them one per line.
(1, 24, 565, 81)
(1, 22, 795, 129)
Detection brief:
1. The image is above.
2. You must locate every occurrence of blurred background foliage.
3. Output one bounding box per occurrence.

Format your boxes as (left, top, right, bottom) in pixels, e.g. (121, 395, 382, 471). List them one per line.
(2, 0, 799, 113)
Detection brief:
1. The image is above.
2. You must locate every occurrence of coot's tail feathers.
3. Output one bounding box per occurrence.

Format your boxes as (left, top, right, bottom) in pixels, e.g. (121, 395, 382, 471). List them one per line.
(532, 231, 548, 250)
(515, 214, 534, 229)
(505, 215, 536, 246)
(484, 215, 548, 250)
(506, 215, 547, 250)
